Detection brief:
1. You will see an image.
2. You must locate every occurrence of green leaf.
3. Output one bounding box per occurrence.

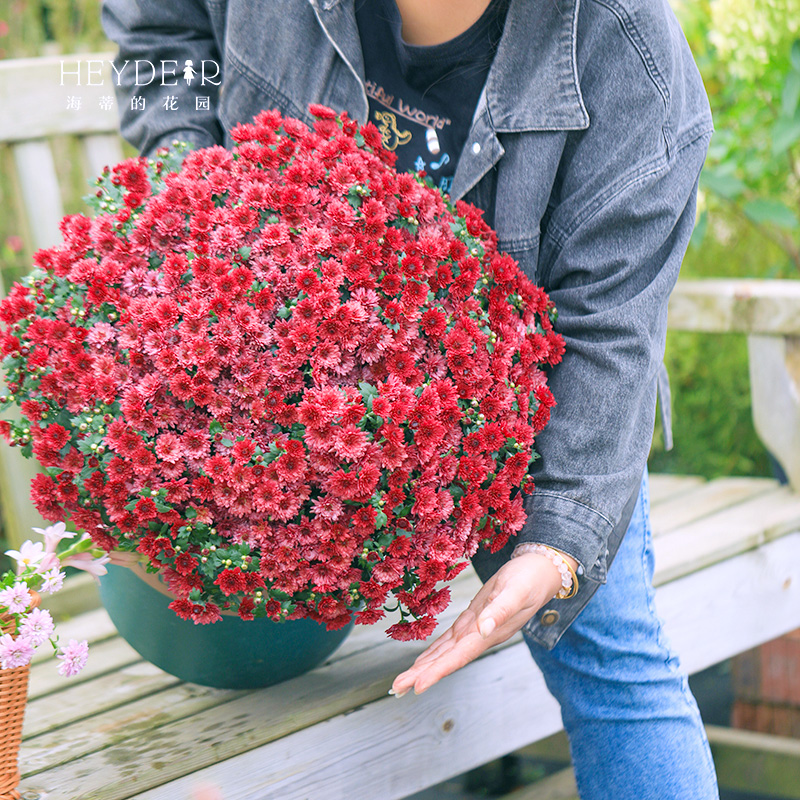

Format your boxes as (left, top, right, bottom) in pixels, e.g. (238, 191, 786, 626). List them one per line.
(375, 510, 388, 529)
(743, 199, 800, 229)
(221, 438, 233, 447)
(792, 39, 800, 72)
(782, 70, 800, 118)
(700, 170, 746, 200)
(772, 116, 800, 156)
(689, 210, 708, 250)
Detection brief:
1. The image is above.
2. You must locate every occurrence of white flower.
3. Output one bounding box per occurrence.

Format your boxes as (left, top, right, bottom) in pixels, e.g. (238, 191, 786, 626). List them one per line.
(5, 540, 45, 571)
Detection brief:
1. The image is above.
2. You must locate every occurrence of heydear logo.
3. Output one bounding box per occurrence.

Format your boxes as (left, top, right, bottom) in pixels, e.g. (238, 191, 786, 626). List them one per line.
(60, 58, 221, 87)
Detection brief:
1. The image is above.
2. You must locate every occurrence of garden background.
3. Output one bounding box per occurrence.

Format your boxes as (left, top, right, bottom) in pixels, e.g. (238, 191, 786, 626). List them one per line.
(0, 0, 798, 531)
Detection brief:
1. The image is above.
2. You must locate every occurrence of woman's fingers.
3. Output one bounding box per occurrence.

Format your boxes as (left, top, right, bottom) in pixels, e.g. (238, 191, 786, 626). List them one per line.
(390, 554, 562, 696)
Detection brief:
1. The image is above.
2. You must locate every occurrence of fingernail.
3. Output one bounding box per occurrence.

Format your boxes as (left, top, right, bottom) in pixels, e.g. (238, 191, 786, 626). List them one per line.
(479, 618, 496, 638)
(389, 688, 409, 698)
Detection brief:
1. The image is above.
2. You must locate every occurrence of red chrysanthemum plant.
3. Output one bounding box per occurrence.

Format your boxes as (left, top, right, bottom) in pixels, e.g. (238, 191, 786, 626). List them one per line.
(0, 106, 564, 640)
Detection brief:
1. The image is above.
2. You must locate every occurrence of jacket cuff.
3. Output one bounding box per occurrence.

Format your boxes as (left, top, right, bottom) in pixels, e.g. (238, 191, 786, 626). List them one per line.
(517, 491, 614, 582)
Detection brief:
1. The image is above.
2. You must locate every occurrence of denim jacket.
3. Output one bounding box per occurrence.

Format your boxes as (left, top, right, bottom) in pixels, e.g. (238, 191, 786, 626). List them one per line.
(102, 0, 713, 647)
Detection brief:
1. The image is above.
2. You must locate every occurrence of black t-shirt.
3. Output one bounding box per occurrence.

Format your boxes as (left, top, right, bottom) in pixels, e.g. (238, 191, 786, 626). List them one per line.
(355, 0, 509, 196)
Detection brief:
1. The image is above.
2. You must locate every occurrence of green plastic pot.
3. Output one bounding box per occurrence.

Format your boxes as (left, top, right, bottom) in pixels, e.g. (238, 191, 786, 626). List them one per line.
(97, 564, 353, 689)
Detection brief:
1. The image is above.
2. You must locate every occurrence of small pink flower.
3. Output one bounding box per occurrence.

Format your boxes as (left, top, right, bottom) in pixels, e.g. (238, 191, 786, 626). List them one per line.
(19, 607, 55, 647)
(0, 633, 34, 669)
(0, 583, 32, 614)
(4, 233, 22, 250)
(56, 639, 88, 676)
(40, 567, 66, 594)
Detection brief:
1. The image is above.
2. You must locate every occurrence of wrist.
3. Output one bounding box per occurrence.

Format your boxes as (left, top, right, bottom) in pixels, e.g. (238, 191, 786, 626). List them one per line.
(511, 543, 579, 600)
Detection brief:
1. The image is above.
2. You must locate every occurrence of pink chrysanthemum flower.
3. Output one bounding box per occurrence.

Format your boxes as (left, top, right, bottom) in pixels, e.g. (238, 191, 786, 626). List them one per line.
(56, 639, 89, 677)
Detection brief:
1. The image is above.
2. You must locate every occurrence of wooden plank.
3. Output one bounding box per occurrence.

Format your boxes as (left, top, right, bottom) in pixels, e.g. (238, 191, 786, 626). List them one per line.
(749, 334, 800, 493)
(650, 476, 777, 538)
(500, 767, 578, 800)
(653, 487, 800, 585)
(30, 608, 117, 665)
(648, 474, 705, 507)
(0, 52, 119, 142)
(80, 133, 124, 184)
(23, 661, 180, 738)
(38, 573, 101, 621)
(668, 279, 800, 335)
(19, 532, 800, 800)
(20, 683, 247, 778)
(11, 139, 65, 249)
(28, 636, 141, 701)
(706, 724, 800, 799)
(657, 533, 800, 674)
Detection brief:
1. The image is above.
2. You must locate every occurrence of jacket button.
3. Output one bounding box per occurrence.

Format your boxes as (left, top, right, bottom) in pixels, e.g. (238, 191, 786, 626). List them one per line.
(471, 142, 481, 154)
(540, 610, 560, 626)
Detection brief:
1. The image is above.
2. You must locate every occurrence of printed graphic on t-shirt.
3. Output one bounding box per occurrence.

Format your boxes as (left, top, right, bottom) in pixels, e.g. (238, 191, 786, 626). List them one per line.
(366, 79, 454, 193)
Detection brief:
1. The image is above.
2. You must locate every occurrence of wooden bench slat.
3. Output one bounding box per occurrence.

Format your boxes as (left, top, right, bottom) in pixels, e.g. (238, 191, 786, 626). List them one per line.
(653, 487, 800, 585)
(42, 532, 794, 800)
(20, 683, 247, 778)
(31, 608, 117, 665)
(650, 476, 778, 537)
(28, 636, 142, 702)
(648, 474, 705, 506)
(668, 279, 800, 335)
(23, 661, 181, 738)
(80, 133, 125, 185)
(0, 53, 118, 143)
(11, 139, 65, 249)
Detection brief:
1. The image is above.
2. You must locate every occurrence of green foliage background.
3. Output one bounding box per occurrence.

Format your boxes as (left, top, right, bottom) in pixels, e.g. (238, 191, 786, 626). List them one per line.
(0, 0, 798, 488)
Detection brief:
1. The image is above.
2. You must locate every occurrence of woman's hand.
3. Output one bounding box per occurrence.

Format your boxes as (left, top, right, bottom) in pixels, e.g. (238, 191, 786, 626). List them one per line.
(390, 551, 576, 697)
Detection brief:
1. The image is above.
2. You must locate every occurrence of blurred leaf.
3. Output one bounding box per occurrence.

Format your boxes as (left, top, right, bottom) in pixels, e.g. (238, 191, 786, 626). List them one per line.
(689, 210, 708, 250)
(701, 170, 747, 200)
(782, 70, 800, 117)
(743, 199, 800, 229)
(792, 39, 800, 72)
(772, 116, 800, 155)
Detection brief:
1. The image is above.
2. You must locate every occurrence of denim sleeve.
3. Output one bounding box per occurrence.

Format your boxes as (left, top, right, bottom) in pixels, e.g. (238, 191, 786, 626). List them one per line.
(516, 129, 712, 580)
(101, 0, 225, 157)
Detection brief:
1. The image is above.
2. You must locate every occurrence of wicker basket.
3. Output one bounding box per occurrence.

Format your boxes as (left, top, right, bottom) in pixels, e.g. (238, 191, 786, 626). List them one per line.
(0, 592, 39, 800)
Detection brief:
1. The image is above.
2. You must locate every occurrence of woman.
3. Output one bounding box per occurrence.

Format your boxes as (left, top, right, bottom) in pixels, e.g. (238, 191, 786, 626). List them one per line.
(101, 1, 718, 796)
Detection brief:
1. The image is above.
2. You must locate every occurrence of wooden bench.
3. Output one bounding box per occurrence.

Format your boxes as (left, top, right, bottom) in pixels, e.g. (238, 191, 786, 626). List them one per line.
(2, 53, 800, 799)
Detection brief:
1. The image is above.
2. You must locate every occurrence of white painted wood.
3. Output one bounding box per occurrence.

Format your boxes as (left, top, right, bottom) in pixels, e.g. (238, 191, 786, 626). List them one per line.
(38, 573, 101, 621)
(650, 476, 777, 538)
(23, 661, 179, 738)
(81, 133, 125, 184)
(62, 533, 796, 800)
(30, 608, 116, 665)
(656, 533, 800, 674)
(748, 335, 800, 493)
(648, 474, 705, 506)
(668, 279, 800, 335)
(20, 683, 247, 776)
(28, 636, 141, 701)
(501, 767, 578, 800)
(11, 139, 65, 249)
(0, 52, 118, 142)
(653, 487, 800, 585)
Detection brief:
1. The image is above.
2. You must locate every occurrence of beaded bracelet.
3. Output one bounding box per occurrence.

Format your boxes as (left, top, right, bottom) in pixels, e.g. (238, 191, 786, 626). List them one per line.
(511, 543, 579, 600)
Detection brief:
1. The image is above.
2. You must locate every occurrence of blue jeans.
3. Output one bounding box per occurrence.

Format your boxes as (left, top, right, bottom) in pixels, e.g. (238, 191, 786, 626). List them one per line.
(523, 474, 720, 799)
